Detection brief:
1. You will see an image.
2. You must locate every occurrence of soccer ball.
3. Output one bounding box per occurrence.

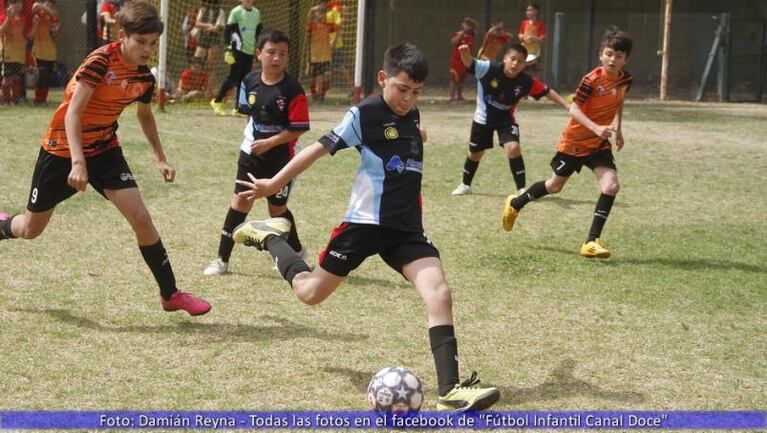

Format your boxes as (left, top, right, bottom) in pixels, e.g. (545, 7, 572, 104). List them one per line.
(367, 367, 424, 413)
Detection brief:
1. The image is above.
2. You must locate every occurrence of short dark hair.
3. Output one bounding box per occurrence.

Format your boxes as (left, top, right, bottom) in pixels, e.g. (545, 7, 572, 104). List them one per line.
(118, 0, 164, 36)
(601, 30, 633, 57)
(257, 29, 290, 50)
(383, 43, 428, 83)
(506, 43, 528, 59)
(526, 3, 540, 12)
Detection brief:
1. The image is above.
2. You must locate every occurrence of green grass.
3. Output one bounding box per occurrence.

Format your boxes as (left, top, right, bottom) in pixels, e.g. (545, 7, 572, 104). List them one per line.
(0, 98, 765, 423)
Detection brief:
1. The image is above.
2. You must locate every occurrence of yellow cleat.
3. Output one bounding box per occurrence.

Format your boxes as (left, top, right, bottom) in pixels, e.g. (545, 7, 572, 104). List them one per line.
(233, 217, 291, 250)
(580, 238, 611, 258)
(436, 372, 500, 412)
(502, 194, 519, 231)
(232, 108, 247, 118)
(210, 99, 226, 116)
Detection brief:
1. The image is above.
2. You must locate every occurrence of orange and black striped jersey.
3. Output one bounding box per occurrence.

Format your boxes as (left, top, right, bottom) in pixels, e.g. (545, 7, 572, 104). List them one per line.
(557, 66, 632, 156)
(41, 42, 155, 158)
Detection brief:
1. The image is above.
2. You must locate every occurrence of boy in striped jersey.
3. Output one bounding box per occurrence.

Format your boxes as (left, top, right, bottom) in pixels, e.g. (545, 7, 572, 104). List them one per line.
(502, 30, 633, 259)
(0, 1, 211, 315)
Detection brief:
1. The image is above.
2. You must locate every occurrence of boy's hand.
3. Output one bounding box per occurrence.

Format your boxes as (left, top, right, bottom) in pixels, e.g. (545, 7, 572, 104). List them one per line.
(67, 161, 88, 191)
(458, 44, 470, 55)
(250, 139, 273, 156)
(593, 125, 615, 140)
(615, 130, 625, 151)
(157, 161, 176, 182)
(236, 172, 276, 201)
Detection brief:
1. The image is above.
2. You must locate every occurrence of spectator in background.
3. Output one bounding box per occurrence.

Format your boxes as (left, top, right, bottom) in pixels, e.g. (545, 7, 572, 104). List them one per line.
(448, 17, 477, 103)
(171, 57, 209, 103)
(210, 0, 260, 116)
(307, 4, 333, 103)
(99, 0, 123, 46)
(193, 0, 225, 92)
(478, 22, 513, 61)
(181, 6, 198, 62)
(0, 0, 27, 104)
(518, 3, 546, 77)
(325, 0, 352, 97)
(28, 0, 59, 104)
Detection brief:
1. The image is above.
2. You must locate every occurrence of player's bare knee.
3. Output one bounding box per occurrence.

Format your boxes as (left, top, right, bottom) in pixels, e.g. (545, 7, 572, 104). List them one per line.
(130, 208, 154, 230)
(468, 150, 484, 161)
(20, 224, 45, 240)
(602, 181, 620, 195)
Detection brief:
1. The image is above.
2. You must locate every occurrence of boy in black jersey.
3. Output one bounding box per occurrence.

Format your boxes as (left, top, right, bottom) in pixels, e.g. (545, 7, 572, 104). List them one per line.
(203, 30, 309, 276)
(231, 43, 500, 412)
(451, 43, 569, 197)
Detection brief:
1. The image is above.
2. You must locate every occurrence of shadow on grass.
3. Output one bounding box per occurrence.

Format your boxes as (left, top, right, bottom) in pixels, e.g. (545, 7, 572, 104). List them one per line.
(11, 309, 367, 342)
(322, 366, 371, 393)
(541, 196, 630, 210)
(535, 245, 766, 273)
(497, 358, 645, 405)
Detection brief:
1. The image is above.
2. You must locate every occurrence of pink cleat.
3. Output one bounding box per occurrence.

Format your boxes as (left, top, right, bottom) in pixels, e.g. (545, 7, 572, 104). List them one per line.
(0, 212, 9, 221)
(161, 291, 211, 316)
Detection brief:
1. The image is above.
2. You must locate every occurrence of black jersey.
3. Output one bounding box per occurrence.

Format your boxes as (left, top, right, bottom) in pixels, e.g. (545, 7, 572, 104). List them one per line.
(236, 71, 309, 159)
(318, 96, 425, 232)
(469, 58, 550, 126)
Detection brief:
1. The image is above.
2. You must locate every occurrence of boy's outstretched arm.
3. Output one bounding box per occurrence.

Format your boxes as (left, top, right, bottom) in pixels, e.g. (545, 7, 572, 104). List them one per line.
(64, 82, 95, 191)
(136, 102, 175, 182)
(250, 130, 305, 156)
(545, 88, 570, 111)
(458, 44, 473, 68)
(237, 141, 330, 200)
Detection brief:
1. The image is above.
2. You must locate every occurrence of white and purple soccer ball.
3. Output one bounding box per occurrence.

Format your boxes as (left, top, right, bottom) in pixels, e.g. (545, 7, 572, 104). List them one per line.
(367, 366, 424, 413)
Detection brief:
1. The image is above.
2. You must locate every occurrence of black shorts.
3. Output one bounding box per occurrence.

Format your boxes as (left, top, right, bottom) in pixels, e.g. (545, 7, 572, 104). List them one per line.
(468, 121, 520, 152)
(319, 223, 440, 277)
(234, 150, 294, 206)
(550, 147, 617, 177)
(27, 147, 137, 212)
(309, 62, 330, 76)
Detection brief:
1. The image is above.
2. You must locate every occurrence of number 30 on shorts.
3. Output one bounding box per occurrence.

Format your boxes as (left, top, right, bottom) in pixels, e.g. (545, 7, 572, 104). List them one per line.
(274, 185, 290, 200)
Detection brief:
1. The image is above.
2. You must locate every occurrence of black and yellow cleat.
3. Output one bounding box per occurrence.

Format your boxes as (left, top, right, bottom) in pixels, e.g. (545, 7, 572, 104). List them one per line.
(580, 238, 611, 258)
(502, 194, 519, 231)
(436, 372, 500, 412)
(233, 217, 291, 250)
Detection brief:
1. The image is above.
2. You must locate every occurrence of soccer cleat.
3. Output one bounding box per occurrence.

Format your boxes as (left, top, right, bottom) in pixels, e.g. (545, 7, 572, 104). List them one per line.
(210, 99, 226, 116)
(502, 194, 519, 231)
(451, 183, 472, 196)
(0, 212, 9, 221)
(203, 258, 229, 276)
(231, 108, 247, 118)
(436, 372, 500, 412)
(161, 291, 211, 316)
(580, 238, 611, 258)
(232, 217, 291, 250)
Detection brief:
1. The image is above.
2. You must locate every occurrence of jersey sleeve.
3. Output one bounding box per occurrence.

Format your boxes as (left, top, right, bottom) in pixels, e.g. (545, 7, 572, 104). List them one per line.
(136, 79, 155, 104)
(529, 77, 550, 99)
(287, 93, 310, 131)
(318, 107, 362, 155)
(227, 7, 240, 25)
(469, 59, 491, 79)
(75, 53, 109, 87)
(573, 75, 593, 106)
(537, 21, 547, 38)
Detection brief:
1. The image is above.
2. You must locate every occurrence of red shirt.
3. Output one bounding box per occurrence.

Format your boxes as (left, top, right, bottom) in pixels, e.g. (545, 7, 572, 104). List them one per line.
(450, 30, 476, 64)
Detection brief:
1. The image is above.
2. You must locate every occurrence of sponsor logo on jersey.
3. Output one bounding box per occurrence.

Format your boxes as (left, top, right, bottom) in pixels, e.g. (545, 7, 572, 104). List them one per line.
(384, 127, 399, 140)
(386, 155, 405, 173)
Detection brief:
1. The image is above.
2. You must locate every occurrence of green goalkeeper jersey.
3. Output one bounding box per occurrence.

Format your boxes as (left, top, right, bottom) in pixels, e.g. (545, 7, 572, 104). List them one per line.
(227, 5, 261, 55)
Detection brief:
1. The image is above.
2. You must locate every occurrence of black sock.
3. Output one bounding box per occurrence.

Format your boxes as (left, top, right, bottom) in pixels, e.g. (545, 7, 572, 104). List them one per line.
(511, 180, 549, 210)
(278, 209, 303, 253)
(429, 325, 460, 396)
(587, 193, 616, 242)
(139, 240, 177, 301)
(0, 215, 16, 240)
(218, 208, 248, 262)
(462, 158, 480, 186)
(264, 235, 311, 284)
(509, 156, 526, 190)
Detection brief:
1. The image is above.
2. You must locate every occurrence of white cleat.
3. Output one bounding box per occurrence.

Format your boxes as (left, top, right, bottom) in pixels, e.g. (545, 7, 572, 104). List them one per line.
(452, 183, 472, 196)
(203, 258, 229, 276)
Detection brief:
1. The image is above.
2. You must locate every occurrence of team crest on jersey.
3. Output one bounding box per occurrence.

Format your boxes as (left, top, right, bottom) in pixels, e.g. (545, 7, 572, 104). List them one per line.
(248, 93, 257, 105)
(597, 85, 605, 95)
(105, 70, 117, 85)
(384, 127, 399, 140)
(276, 96, 287, 111)
(490, 78, 499, 89)
(514, 86, 522, 96)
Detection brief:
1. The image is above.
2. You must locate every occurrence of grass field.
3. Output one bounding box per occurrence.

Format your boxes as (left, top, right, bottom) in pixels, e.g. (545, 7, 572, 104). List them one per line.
(0, 98, 765, 424)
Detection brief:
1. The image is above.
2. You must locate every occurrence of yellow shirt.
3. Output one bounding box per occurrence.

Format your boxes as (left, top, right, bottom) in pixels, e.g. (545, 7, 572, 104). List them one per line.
(326, 8, 343, 49)
(33, 14, 58, 61)
(0, 15, 27, 63)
